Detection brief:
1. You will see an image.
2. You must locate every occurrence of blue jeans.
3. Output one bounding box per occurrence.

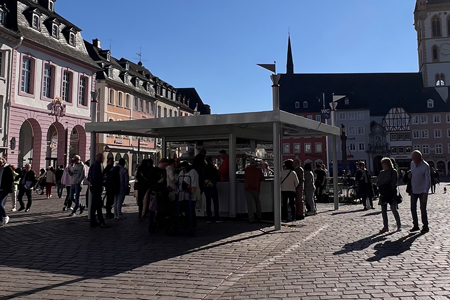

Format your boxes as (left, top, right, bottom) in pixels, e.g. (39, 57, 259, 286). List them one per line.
(411, 193, 428, 227)
(114, 193, 126, 218)
(56, 181, 64, 198)
(70, 184, 83, 213)
(204, 187, 219, 221)
(0, 194, 7, 220)
(381, 201, 401, 229)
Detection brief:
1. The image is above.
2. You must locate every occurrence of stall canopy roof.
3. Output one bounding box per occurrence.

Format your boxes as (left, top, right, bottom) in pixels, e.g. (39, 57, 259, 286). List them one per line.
(85, 110, 340, 142)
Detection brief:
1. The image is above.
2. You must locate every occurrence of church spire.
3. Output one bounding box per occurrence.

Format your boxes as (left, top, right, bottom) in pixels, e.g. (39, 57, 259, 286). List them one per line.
(286, 34, 294, 75)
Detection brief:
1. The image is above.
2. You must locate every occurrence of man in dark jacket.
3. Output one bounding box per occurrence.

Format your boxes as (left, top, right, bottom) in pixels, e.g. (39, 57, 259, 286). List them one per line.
(17, 164, 36, 212)
(137, 159, 153, 218)
(355, 161, 374, 210)
(103, 157, 115, 219)
(55, 165, 64, 199)
(87, 153, 107, 228)
(0, 158, 14, 226)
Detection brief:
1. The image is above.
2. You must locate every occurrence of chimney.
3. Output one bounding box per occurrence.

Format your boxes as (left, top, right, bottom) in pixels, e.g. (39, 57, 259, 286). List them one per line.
(204, 104, 211, 114)
(92, 38, 101, 49)
(138, 61, 143, 66)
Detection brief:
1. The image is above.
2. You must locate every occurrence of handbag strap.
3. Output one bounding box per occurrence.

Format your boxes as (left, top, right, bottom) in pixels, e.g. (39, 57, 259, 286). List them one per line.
(281, 170, 292, 185)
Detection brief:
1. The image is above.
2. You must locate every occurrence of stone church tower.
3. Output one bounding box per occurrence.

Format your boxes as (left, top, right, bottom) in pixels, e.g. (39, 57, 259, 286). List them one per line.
(415, 0, 450, 88)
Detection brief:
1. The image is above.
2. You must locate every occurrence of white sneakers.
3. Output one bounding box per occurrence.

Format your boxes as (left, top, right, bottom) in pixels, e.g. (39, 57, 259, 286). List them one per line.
(11, 208, 16, 212)
(1, 216, 10, 226)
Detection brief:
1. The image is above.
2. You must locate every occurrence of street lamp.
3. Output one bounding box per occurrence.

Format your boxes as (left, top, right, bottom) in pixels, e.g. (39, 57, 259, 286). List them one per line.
(329, 94, 345, 210)
(64, 121, 68, 166)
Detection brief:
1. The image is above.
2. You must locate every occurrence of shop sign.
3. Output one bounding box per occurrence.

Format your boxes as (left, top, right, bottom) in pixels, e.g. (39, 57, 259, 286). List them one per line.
(114, 140, 123, 145)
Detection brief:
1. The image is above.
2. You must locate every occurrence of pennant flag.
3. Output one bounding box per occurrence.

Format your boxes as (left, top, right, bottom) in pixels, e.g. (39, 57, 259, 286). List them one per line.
(257, 64, 276, 73)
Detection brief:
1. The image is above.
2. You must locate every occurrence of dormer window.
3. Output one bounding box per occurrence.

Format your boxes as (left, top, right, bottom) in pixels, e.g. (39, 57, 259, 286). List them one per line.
(32, 14, 40, 30)
(135, 78, 139, 88)
(51, 23, 59, 38)
(0, 7, 6, 25)
(295, 101, 300, 108)
(124, 73, 128, 84)
(345, 98, 349, 105)
(125, 62, 129, 70)
(427, 99, 434, 108)
(303, 101, 308, 109)
(106, 51, 110, 61)
(108, 67, 113, 78)
(145, 82, 150, 91)
(49, 0, 55, 12)
(69, 32, 75, 46)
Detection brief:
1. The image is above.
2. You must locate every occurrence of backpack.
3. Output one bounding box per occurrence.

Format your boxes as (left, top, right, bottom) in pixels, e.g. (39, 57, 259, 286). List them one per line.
(110, 167, 121, 194)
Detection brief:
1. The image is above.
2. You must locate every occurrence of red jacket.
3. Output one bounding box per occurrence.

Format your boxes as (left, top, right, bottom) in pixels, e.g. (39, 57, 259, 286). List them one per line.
(218, 157, 229, 182)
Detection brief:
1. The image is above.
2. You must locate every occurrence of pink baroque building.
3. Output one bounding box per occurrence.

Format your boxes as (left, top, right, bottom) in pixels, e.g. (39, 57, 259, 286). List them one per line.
(2, 0, 98, 171)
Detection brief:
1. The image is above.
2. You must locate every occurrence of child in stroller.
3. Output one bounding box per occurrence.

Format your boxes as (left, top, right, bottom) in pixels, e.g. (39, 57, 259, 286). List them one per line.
(34, 168, 46, 195)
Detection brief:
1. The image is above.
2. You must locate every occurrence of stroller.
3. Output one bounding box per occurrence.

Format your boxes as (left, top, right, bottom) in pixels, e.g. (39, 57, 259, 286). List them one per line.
(34, 176, 46, 195)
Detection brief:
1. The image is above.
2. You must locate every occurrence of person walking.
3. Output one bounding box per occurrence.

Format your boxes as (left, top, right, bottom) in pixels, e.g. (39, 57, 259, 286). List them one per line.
(293, 159, 305, 220)
(10, 166, 19, 212)
(377, 157, 401, 233)
(204, 156, 222, 223)
(244, 159, 265, 223)
(355, 161, 374, 210)
(68, 155, 86, 216)
(45, 166, 56, 199)
(303, 163, 316, 216)
(103, 157, 115, 219)
(409, 150, 431, 234)
(55, 165, 64, 199)
(281, 160, 299, 222)
(430, 167, 439, 194)
(87, 153, 107, 228)
(112, 158, 129, 220)
(0, 158, 14, 226)
(314, 163, 327, 202)
(136, 159, 153, 218)
(61, 164, 72, 211)
(17, 164, 36, 212)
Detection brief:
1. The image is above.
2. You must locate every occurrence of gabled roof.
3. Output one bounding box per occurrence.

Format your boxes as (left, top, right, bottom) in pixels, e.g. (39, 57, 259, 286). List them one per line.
(279, 72, 450, 116)
(176, 88, 210, 115)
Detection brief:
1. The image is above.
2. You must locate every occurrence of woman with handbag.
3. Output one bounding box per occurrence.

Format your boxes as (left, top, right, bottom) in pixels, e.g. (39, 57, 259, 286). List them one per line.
(377, 157, 401, 233)
(280, 159, 299, 222)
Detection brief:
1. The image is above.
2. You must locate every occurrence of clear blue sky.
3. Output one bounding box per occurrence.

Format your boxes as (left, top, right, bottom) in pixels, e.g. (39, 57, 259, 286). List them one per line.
(57, 0, 418, 114)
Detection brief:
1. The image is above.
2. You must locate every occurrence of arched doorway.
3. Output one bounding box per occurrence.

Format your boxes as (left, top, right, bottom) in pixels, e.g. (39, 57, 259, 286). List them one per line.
(115, 153, 122, 164)
(131, 153, 137, 176)
(373, 156, 383, 175)
(70, 125, 87, 161)
(46, 123, 64, 168)
(18, 119, 42, 170)
(123, 153, 129, 169)
(437, 161, 445, 176)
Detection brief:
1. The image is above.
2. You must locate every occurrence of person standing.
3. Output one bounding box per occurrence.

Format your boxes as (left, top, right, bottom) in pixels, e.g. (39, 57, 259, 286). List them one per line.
(136, 159, 153, 218)
(244, 159, 265, 223)
(55, 165, 64, 199)
(314, 163, 327, 202)
(10, 166, 19, 212)
(68, 155, 86, 216)
(409, 150, 431, 234)
(61, 164, 72, 211)
(377, 157, 401, 233)
(87, 153, 107, 227)
(281, 160, 299, 222)
(193, 148, 207, 193)
(112, 158, 129, 220)
(293, 159, 305, 220)
(178, 162, 200, 233)
(204, 156, 222, 223)
(303, 163, 316, 216)
(148, 159, 169, 231)
(218, 150, 230, 182)
(45, 166, 56, 199)
(430, 167, 439, 194)
(103, 157, 115, 219)
(17, 164, 36, 212)
(355, 161, 374, 210)
(0, 158, 14, 226)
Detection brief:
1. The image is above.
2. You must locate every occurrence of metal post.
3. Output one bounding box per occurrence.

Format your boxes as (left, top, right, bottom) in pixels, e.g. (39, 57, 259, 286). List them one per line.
(137, 138, 141, 165)
(271, 74, 281, 110)
(331, 109, 339, 210)
(88, 92, 98, 220)
(273, 121, 281, 230)
(229, 131, 237, 218)
(161, 137, 166, 160)
(64, 123, 68, 167)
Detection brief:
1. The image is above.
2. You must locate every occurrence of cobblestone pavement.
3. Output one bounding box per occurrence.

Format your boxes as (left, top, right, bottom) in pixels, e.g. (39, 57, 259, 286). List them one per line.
(1, 184, 450, 300)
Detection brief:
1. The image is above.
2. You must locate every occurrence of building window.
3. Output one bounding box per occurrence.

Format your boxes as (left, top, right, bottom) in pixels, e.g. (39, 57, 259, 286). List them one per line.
(283, 143, 290, 154)
(169, 109, 172, 117)
(344, 98, 349, 105)
(339, 112, 346, 120)
(295, 101, 300, 109)
(302, 101, 308, 108)
(358, 143, 365, 151)
(0, 10, 5, 25)
(398, 147, 404, 154)
(293, 143, 300, 153)
(163, 107, 167, 117)
(435, 74, 445, 87)
(146, 101, 150, 114)
(157, 105, 161, 118)
(108, 67, 113, 78)
(125, 62, 129, 70)
(49, 0, 54, 11)
(21, 57, 32, 94)
(432, 45, 439, 61)
(125, 94, 130, 108)
(357, 126, 364, 135)
(420, 115, 428, 124)
(118, 92, 123, 107)
(78, 77, 87, 106)
(436, 144, 443, 154)
(174, 110, 177, 117)
(106, 52, 111, 61)
(51, 24, 59, 38)
(32, 14, 40, 30)
(412, 116, 419, 124)
(391, 147, 397, 154)
(447, 114, 450, 123)
(315, 142, 322, 153)
(315, 115, 321, 122)
(304, 143, 311, 153)
(413, 145, 420, 151)
(447, 128, 450, 138)
(134, 97, 138, 110)
(348, 112, 355, 120)
(135, 78, 139, 88)
(62, 71, 71, 102)
(432, 16, 441, 37)
(391, 134, 397, 141)
(307, 115, 312, 120)
(109, 89, 115, 105)
(357, 112, 364, 120)
(124, 74, 129, 84)
(69, 33, 76, 46)
(421, 130, 429, 138)
(448, 143, 450, 154)
(348, 126, 356, 136)
(42, 65, 52, 98)
(349, 143, 356, 151)
(433, 114, 441, 123)
(435, 129, 442, 138)
(413, 130, 420, 139)
(422, 144, 429, 154)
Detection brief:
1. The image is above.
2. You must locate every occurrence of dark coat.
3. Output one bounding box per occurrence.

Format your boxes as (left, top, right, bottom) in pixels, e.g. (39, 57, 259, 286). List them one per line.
(0, 165, 14, 196)
(355, 169, 374, 198)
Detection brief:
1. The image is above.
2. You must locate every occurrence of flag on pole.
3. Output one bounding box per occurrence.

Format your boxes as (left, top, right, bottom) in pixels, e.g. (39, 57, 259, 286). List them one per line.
(257, 64, 276, 73)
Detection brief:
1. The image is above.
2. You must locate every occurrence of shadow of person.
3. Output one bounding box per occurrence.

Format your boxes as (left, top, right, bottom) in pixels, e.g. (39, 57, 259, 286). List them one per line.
(362, 211, 382, 217)
(366, 232, 422, 262)
(334, 232, 394, 255)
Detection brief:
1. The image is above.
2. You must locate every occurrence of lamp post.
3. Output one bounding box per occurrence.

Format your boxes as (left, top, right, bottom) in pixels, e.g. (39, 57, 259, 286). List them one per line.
(64, 121, 68, 166)
(88, 91, 98, 221)
(329, 99, 339, 210)
(341, 124, 348, 176)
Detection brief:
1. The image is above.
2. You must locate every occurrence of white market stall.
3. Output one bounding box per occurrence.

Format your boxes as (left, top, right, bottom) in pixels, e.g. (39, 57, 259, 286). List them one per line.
(85, 109, 340, 230)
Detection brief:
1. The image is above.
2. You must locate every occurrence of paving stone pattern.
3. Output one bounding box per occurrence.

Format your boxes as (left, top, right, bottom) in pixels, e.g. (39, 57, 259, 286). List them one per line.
(1, 185, 450, 299)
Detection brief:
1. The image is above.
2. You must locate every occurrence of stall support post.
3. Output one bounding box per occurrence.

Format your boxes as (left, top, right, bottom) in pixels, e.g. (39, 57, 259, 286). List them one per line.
(331, 108, 339, 211)
(88, 92, 98, 220)
(161, 137, 167, 160)
(273, 121, 281, 230)
(229, 131, 237, 218)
